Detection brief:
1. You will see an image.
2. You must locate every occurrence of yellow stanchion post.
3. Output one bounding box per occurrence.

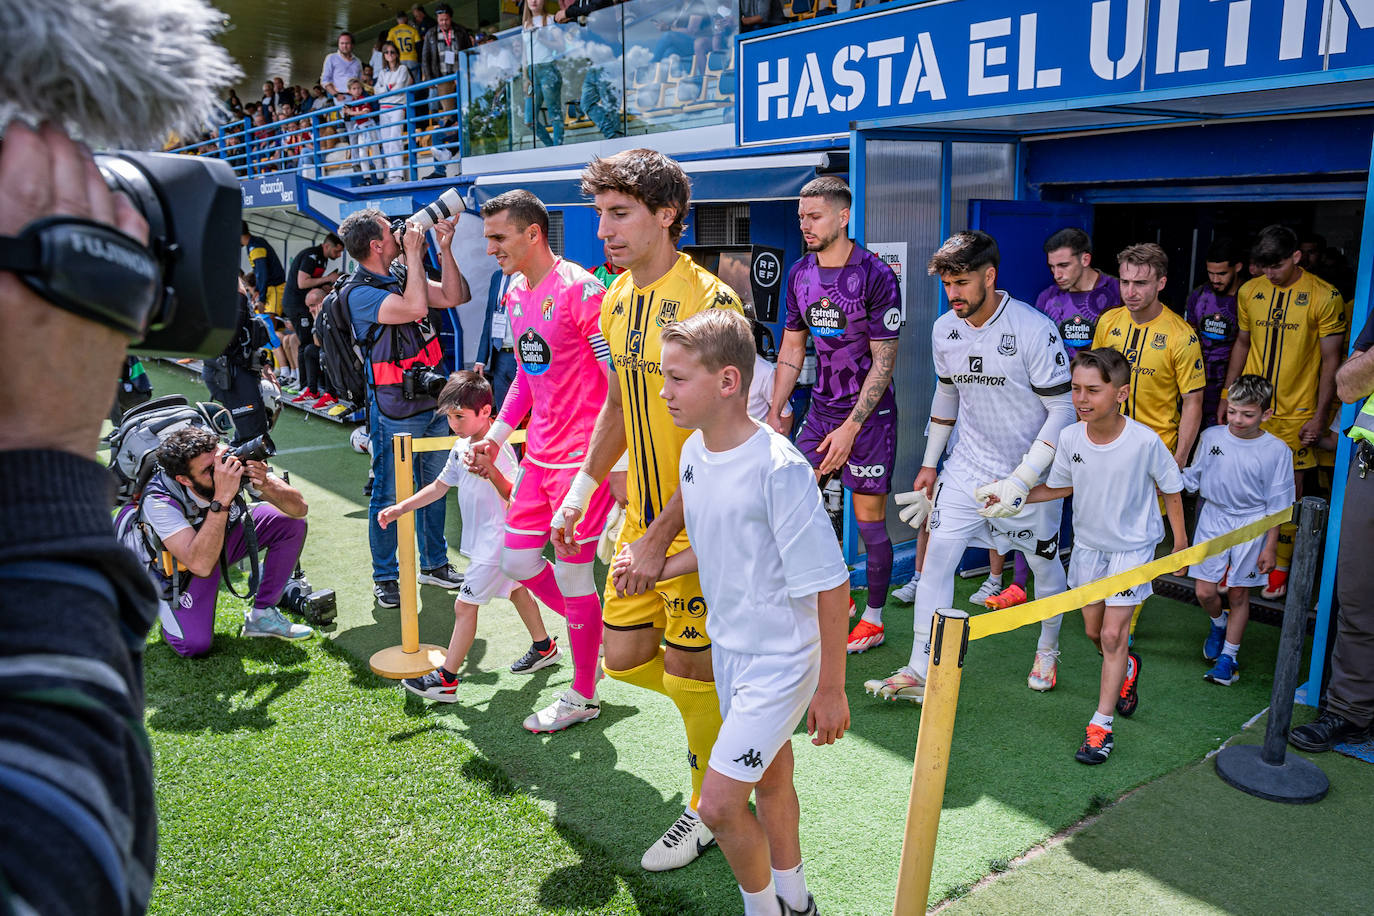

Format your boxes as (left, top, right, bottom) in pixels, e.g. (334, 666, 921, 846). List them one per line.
(893, 608, 970, 916)
(369, 432, 446, 678)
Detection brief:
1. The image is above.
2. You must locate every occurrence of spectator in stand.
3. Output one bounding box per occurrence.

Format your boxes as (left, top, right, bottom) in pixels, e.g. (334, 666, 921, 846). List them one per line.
(322, 31, 363, 102)
(277, 99, 311, 168)
(523, 0, 566, 148)
(412, 3, 434, 38)
(389, 10, 423, 82)
(301, 84, 327, 114)
(375, 41, 414, 183)
(370, 34, 388, 80)
(226, 88, 243, 117)
(260, 80, 278, 118)
(421, 3, 471, 177)
(556, 0, 623, 139)
(1185, 237, 1245, 429)
(344, 77, 382, 182)
(739, 0, 784, 31)
(249, 108, 279, 171)
(362, 63, 376, 91)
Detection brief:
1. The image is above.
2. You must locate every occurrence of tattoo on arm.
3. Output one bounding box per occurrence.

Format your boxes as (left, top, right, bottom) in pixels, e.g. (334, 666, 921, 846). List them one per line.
(847, 338, 898, 426)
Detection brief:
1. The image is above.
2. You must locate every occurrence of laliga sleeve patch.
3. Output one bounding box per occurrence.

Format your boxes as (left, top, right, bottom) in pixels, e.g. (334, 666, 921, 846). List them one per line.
(0, 216, 162, 337)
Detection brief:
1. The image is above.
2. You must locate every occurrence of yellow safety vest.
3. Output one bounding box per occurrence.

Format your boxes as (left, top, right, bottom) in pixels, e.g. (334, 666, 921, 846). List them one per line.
(1349, 397, 1374, 446)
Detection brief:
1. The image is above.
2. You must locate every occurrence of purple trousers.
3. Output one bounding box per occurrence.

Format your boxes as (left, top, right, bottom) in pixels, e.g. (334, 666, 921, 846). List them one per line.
(161, 504, 306, 657)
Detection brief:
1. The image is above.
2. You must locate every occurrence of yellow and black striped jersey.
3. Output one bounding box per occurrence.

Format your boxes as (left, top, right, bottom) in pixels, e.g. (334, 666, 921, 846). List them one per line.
(1238, 270, 1345, 420)
(1092, 305, 1205, 453)
(600, 252, 743, 537)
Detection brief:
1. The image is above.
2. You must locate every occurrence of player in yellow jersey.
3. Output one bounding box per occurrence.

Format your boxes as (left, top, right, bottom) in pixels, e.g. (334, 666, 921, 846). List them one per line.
(1220, 225, 1346, 597)
(386, 12, 422, 77)
(1091, 243, 1205, 465)
(552, 149, 742, 873)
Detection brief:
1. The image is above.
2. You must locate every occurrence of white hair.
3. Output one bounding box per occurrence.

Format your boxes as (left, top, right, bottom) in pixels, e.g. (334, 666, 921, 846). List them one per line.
(0, 0, 242, 148)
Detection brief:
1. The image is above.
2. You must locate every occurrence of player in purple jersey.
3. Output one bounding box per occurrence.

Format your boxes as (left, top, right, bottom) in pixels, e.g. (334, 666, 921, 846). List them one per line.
(1033, 228, 1120, 355)
(1184, 237, 1244, 428)
(769, 177, 901, 656)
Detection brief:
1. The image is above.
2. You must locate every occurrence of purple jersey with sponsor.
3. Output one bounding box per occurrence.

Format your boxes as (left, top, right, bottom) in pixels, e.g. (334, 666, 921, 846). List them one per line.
(1032, 272, 1120, 353)
(785, 245, 901, 410)
(1184, 285, 1238, 378)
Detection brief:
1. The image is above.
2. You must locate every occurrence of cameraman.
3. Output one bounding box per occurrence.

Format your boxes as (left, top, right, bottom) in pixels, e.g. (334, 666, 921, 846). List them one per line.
(0, 122, 158, 915)
(336, 208, 470, 607)
(204, 277, 274, 444)
(135, 427, 313, 655)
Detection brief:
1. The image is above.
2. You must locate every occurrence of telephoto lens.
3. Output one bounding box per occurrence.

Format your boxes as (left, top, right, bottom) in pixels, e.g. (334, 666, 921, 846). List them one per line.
(408, 187, 464, 233)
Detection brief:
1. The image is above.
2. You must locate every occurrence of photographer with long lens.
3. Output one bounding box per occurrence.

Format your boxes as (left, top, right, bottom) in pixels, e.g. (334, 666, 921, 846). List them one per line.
(129, 427, 312, 655)
(336, 202, 470, 607)
(204, 274, 275, 444)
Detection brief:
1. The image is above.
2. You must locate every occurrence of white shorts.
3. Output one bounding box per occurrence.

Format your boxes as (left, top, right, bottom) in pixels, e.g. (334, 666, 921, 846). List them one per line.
(1068, 544, 1157, 607)
(455, 560, 515, 606)
(1189, 503, 1268, 587)
(927, 464, 1064, 560)
(709, 644, 820, 784)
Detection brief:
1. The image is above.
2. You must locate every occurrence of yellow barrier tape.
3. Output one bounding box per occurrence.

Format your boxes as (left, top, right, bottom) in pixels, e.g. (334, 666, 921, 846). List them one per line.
(408, 428, 527, 453)
(967, 505, 1292, 641)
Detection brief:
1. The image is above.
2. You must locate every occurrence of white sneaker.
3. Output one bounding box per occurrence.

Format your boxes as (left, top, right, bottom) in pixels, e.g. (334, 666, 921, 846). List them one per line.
(863, 667, 925, 703)
(969, 577, 1004, 607)
(1028, 648, 1059, 692)
(640, 809, 715, 872)
(892, 578, 919, 603)
(523, 688, 600, 733)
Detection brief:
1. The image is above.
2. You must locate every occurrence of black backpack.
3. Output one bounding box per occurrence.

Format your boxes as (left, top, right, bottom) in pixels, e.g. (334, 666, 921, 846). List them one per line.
(317, 265, 405, 407)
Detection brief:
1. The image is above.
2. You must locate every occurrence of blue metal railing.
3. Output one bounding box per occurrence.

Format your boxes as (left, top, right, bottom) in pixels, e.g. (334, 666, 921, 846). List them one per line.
(177, 0, 741, 186)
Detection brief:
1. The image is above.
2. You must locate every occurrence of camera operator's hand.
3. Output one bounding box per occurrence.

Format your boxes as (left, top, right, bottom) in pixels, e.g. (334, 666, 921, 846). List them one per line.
(401, 219, 427, 262)
(432, 215, 457, 252)
(213, 447, 245, 502)
(244, 459, 270, 490)
(0, 122, 148, 457)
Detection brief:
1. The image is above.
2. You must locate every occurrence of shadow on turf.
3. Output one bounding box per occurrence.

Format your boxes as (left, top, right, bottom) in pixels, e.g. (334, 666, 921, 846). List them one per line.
(143, 634, 310, 733)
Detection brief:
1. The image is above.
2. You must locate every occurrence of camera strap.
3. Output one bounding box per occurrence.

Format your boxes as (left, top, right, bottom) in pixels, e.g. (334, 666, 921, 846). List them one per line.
(218, 495, 261, 602)
(0, 216, 163, 338)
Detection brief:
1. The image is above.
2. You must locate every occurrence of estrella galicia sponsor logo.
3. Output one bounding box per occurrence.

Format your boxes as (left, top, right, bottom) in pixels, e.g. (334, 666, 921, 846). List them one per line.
(805, 297, 846, 337)
(1061, 315, 1092, 347)
(998, 333, 1017, 356)
(733, 748, 764, 769)
(518, 329, 553, 375)
(847, 463, 886, 478)
(1201, 312, 1232, 340)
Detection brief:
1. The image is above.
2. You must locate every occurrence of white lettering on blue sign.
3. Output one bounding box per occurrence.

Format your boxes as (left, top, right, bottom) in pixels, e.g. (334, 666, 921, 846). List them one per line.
(738, 0, 1374, 144)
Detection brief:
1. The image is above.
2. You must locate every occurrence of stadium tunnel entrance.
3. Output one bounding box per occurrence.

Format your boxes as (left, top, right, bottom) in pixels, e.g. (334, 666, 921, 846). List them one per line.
(852, 92, 1374, 704)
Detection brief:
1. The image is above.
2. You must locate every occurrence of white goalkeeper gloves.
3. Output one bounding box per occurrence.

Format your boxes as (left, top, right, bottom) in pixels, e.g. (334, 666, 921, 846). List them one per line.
(974, 439, 1055, 518)
(895, 489, 933, 529)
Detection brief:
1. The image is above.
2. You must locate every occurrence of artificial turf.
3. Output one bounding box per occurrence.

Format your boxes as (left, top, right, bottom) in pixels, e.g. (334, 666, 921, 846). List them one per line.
(136, 363, 1312, 914)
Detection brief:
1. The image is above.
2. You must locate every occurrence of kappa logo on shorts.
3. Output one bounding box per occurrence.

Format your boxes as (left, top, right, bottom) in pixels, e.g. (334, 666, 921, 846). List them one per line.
(682, 464, 695, 483)
(998, 333, 1017, 356)
(461, 584, 475, 598)
(733, 748, 764, 769)
(1210, 445, 1224, 456)
(1114, 587, 1136, 598)
(679, 626, 702, 640)
(968, 356, 984, 373)
(1035, 535, 1059, 560)
(847, 463, 886, 478)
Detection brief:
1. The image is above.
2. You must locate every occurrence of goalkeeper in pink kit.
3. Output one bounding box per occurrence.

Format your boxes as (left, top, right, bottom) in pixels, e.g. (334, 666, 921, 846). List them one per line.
(468, 190, 617, 733)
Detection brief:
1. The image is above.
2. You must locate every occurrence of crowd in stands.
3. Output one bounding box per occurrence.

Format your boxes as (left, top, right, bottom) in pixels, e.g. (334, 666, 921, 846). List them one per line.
(179, 0, 886, 174)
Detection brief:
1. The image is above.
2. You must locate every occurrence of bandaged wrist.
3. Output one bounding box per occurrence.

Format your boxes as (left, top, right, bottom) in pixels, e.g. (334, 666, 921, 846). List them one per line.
(486, 420, 513, 447)
(559, 470, 600, 515)
(922, 422, 954, 469)
(1011, 439, 1056, 489)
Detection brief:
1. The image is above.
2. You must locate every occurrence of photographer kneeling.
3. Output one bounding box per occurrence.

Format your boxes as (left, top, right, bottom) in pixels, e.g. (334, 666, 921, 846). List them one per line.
(135, 427, 312, 655)
(336, 207, 470, 607)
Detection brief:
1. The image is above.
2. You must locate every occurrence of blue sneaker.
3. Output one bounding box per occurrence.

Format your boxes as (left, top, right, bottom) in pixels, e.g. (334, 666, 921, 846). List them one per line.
(1203, 619, 1227, 662)
(241, 608, 313, 641)
(1204, 654, 1240, 686)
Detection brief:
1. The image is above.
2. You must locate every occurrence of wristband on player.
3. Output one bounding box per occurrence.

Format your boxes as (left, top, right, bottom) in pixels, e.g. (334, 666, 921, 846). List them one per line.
(558, 470, 600, 519)
(921, 420, 954, 469)
(1010, 439, 1056, 489)
(485, 419, 514, 448)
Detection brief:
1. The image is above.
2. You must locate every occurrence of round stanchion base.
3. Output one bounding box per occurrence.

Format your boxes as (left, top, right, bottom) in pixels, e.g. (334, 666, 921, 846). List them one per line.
(369, 644, 447, 679)
(1215, 744, 1329, 804)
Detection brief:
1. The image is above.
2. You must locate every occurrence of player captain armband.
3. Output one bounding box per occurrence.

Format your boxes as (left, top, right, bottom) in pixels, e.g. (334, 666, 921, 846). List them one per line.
(0, 217, 162, 338)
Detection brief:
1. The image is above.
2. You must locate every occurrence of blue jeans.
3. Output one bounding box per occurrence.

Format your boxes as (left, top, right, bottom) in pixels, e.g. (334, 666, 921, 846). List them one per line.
(525, 62, 564, 147)
(368, 395, 449, 582)
(487, 347, 518, 414)
(580, 66, 622, 139)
